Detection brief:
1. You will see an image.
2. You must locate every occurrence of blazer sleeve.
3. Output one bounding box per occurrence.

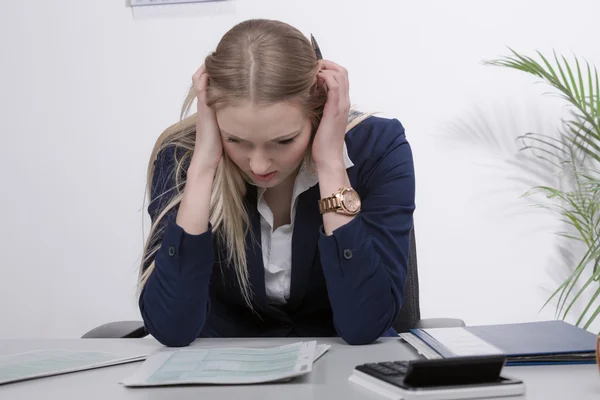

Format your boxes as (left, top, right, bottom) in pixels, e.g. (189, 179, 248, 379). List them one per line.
(138, 146, 215, 347)
(318, 119, 415, 345)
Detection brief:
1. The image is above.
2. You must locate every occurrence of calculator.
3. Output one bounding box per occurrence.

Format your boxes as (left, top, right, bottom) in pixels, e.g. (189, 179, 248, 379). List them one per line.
(349, 354, 526, 399)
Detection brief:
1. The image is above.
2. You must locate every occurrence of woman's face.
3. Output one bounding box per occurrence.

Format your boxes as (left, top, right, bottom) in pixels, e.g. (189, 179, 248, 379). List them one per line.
(216, 101, 312, 189)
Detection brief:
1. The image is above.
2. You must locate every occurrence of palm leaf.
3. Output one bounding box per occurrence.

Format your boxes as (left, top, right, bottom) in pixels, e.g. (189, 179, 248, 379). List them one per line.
(541, 276, 570, 313)
(586, 61, 595, 119)
(563, 258, 600, 320)
(567, 119, 600, 162)
(582, 288, 600, 329)
(487, 49, 600, 328)
(488, 51, 599, 131)
(577, 260, 600, 327)
(595, 65, 600, 119)
(576, 56, 585, 109)
(563, 55, 582, 105)
(556, 248, 590, 317)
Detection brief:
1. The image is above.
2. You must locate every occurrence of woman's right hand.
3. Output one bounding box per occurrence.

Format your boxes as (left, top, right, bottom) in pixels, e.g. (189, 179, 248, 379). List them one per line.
(190, 64, 222, 173)
(175, 65, 220, 235)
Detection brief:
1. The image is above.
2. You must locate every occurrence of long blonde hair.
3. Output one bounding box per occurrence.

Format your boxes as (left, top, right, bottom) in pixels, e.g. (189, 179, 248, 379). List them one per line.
(137, 19, 371, 308)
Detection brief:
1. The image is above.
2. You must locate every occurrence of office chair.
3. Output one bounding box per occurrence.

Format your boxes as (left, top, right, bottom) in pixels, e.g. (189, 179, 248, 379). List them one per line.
(82, 228, 465, 338)
(392, 229, 465, 332)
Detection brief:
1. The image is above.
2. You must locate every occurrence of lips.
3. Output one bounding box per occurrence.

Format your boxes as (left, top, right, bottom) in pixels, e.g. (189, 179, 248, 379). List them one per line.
(252, 171, 277, 181)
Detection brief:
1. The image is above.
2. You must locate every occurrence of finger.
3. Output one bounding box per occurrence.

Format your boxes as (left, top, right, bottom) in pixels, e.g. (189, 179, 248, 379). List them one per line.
(193, 64, 209, 95)
(316, 73, 327, 90)
(194, 72, 209, 94)
(320, 71, 351, 112)
(318, 70, 340, 91)
(319, 70, 348, 100)
(320, 59, 345, 72)
(192, 64, 206, 83)
(318, 71, 341, 105)
(194, 74, 210, 113)
(320, 68, 348, 88)
(319, 60, 349, 91)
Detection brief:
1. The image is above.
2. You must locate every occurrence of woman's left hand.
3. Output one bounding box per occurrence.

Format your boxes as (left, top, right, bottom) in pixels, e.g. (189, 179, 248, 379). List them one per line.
(312, 60, 351, 170)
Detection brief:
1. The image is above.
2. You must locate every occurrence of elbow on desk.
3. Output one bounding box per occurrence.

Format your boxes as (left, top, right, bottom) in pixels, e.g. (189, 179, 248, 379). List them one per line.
(339, 330, 381, 346)
(138, 286, 209, 348)
(157, 336, 195, 348)
(145, 323, 200, 348)
(336, 314, 395, 346)
(336, 298, 399, 346)
(140, 305, 204, 348)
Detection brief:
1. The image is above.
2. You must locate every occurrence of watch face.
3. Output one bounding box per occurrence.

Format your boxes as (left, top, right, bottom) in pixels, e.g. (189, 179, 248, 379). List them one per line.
(342, 189, 361, 213)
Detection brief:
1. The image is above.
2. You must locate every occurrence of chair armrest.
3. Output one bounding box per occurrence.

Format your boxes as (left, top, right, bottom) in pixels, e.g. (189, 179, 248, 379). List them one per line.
(82, 321, 148, 338)
(413, 318, 466, 330)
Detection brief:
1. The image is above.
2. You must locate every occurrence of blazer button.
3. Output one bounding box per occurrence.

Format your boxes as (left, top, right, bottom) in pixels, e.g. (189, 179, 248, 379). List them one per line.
(168, 246, 176, 257)
(343, 249, 353, 259)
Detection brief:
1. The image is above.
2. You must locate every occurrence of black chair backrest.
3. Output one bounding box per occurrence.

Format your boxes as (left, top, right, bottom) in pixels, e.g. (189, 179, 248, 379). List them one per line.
(392, 228, 421, 332)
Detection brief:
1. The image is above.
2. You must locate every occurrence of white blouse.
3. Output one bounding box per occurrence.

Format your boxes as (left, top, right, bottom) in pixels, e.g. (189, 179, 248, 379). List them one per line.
(257, 143, 354, 304)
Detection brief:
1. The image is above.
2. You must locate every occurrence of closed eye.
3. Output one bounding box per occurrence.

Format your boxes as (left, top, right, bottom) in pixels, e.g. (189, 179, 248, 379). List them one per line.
(277, 138, 295, 145)
(224, 135, 297, 145)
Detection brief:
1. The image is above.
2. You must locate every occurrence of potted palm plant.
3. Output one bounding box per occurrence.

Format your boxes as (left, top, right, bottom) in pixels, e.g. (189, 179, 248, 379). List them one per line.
(482, 50, 600, 332)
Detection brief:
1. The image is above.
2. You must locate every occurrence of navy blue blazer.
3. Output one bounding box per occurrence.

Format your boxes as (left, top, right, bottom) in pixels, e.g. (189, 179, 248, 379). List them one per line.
(139, 116, 416, 347)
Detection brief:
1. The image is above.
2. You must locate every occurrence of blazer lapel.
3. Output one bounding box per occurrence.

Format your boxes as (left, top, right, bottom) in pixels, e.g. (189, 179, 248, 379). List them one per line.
(286, 184, 322, 311)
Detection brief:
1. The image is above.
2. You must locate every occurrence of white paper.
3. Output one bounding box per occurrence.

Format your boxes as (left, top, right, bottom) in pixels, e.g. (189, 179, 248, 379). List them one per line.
(0, 349, 148, 386)
(423, 328, 504, 357)
(399, 333, 442, 360)
(121, 341, 318, 387)
(314, 344, 331, 361)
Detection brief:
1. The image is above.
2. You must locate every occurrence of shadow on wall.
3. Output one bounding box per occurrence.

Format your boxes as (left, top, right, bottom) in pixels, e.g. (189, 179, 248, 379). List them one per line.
(438, 100, 589, 327)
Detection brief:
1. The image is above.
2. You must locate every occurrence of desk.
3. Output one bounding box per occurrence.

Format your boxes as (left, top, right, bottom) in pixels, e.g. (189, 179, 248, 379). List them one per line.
(0, 337, 598, 399)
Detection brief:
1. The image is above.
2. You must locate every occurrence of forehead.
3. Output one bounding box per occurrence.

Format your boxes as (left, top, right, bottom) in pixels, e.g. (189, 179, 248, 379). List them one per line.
(215, 101, 306, 139)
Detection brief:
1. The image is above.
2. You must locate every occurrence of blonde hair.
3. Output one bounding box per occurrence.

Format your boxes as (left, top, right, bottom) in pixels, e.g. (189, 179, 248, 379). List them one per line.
(137, 19, 371, 309)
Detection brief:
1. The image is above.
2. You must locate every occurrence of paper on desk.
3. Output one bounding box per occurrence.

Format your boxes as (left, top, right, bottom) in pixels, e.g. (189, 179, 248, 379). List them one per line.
(423, 327, 504, 357)
(398, 333, 442, 360)
(314, 344, 330, 361)
(121, 341, 320, 387)
(0, 349, 148, 386)
(401, 328, 504, 360)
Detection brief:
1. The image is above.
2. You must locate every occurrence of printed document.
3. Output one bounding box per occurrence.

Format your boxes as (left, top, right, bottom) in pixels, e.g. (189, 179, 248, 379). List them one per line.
(0, 349, 147, 385)
(122, 341, 320, 386)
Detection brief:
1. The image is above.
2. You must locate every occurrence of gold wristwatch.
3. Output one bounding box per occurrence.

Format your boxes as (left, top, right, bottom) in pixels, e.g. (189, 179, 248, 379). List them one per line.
(318, 187, 362, 215)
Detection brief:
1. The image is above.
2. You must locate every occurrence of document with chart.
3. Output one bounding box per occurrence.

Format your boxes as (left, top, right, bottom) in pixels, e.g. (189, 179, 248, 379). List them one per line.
(0, 349, 148, 385)
(121, 341, 322, 386)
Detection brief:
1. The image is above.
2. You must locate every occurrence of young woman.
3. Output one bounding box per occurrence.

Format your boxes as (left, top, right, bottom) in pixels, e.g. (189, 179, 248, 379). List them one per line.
(138, 19, 415, 347)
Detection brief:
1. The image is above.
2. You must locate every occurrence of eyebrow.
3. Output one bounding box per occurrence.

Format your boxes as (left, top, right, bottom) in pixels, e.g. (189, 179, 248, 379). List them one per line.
(220, 129, 301, 142)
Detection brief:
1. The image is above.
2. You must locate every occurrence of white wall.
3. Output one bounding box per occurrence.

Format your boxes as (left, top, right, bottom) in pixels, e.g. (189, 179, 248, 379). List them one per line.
(1, 0, 599, 338)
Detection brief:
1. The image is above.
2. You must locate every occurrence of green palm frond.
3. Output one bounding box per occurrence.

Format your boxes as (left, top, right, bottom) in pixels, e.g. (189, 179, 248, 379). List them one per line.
(487, 49, 600, 331)
(486, 49, 600, 132)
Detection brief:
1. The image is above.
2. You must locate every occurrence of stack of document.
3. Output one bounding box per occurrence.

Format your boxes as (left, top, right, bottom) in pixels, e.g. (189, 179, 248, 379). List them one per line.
(0, 341, 330, 387)
(121, 341, 328, 387)
(400, 320, 597, 366)
(0, 349, 149, 386)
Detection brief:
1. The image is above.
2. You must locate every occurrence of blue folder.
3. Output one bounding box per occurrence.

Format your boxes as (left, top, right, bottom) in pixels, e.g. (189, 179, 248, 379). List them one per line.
(409, 320, 597, 366)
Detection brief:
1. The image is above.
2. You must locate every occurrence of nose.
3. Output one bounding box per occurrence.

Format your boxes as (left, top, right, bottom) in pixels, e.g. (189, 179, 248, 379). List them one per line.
(249, 150, 272, 175)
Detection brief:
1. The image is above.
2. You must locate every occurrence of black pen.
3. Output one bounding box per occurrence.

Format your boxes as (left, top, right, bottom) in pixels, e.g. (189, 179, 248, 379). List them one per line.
(311, 34, 323, 60)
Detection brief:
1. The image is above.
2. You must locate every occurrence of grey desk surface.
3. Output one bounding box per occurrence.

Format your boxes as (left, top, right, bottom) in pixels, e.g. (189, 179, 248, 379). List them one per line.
(0, 337, 598, 400)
